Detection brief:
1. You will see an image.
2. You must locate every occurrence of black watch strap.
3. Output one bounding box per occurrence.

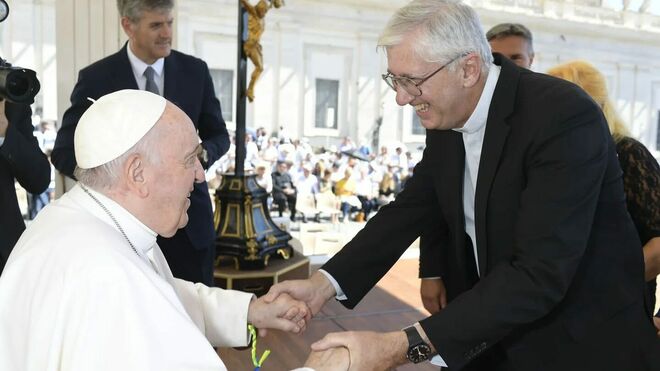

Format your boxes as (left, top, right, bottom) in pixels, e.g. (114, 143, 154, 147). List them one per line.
(404, 325, 432, 363)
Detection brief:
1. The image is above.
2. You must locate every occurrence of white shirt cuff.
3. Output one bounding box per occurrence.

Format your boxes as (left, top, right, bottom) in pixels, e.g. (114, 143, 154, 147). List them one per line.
(0, 136, 5, 147)
(318, 269, 347, 300)
(430, 354, 448, 367)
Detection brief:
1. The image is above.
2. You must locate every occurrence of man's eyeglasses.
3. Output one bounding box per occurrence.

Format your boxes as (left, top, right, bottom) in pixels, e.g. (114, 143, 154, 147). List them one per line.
(381, 54, 465, 97)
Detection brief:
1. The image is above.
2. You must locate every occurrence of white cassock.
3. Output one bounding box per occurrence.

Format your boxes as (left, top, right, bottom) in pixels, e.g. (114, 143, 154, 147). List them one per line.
(0, 185, 254, 371)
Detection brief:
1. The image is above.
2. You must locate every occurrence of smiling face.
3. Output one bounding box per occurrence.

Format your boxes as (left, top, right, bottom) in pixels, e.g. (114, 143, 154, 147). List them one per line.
(386, 31, 481, 131)
(145, 104, 204, 237)
(122, 8, 173, 65)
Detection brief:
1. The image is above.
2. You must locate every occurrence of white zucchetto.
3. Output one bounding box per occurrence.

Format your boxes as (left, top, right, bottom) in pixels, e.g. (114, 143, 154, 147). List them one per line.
(74, 89, 166, 169)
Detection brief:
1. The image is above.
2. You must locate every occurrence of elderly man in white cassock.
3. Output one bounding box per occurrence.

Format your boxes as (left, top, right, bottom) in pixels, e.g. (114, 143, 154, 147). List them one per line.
(0, 90, 350, 371)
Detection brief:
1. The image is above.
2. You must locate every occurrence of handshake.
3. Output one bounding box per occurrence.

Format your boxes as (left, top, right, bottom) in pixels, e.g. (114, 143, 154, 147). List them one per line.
(245, 272, 406, 371)
(245, 283, 351, 371)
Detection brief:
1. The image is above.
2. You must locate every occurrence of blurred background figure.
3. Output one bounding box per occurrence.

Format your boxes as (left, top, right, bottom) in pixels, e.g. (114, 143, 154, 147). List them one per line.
(272, 160, 298, 221)
(548, 60, 660, 326)
(0, 100, 51, 274)
(334, 167, 360, 222)
(486, 22, 534, 69)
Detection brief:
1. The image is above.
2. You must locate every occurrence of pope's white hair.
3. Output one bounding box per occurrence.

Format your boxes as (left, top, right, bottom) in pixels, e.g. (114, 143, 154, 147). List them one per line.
(74, 123, 162, 190)
(378, 0, 492, 73)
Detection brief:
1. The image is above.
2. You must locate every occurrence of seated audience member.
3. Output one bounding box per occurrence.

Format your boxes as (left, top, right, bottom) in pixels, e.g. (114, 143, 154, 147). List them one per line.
(334, 168, 361, 222)
(245, 133, 259, 170)
(312, 160, 325, 178)
(548, 60, 660, 323)
(318, 169, 334, 194)
(255, 162, 273, 193)
(296, 163, 319, 196)
(377, 170, 397, 208)
(272, 160, 298, 221)
(0, 100, 51, 274)
(0, 90, 312, 370)
(355, 167, 377, 221)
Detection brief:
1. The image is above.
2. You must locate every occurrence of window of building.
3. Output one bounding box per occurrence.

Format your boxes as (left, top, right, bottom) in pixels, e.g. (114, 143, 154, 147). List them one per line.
(209, 69, 234, 122)
(412, 113, 425, 135)
(315, 79, 339, 129)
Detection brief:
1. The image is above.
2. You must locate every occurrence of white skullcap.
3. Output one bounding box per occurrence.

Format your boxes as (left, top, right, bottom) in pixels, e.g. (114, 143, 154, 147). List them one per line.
(75, 89, 167, 169)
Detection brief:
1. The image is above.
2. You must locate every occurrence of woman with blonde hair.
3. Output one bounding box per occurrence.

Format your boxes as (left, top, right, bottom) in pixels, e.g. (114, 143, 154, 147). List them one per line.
(548, 60, 660, 331)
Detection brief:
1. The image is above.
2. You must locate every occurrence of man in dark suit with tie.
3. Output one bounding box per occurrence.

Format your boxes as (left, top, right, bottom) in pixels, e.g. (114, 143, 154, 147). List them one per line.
(52, 0, 229, 286)
(0, 100, 51, 274)
(264, 1, 660, 370)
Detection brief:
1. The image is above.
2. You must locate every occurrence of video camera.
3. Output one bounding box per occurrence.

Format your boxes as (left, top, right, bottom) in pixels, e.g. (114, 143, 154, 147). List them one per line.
(0, 0, 40, 105)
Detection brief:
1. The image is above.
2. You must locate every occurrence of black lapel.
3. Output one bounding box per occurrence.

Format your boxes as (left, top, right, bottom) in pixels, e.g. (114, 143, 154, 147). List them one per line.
(163, 51, 179, 103)
(113, 43, 140, 90)
(474, 54, 519, 273)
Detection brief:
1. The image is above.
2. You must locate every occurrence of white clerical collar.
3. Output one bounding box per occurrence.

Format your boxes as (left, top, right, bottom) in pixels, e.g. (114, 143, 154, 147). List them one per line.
(70, 184, 157, 257)
(453, 64, 501, 135)
(126, 42, 164, 78)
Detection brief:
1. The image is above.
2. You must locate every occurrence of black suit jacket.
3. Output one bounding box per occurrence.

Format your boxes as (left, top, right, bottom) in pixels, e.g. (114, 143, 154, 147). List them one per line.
(52, 44, 229, 255)
(0, 103, 50, 272)
(322, 55, 659, 370)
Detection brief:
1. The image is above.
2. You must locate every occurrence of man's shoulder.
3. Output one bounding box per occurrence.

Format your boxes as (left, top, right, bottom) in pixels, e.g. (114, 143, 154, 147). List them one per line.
(499, 68, 598, 128)
(79, 49, 126, 76)
(168, 49, 208, 70)
(517, 68, 588, 103)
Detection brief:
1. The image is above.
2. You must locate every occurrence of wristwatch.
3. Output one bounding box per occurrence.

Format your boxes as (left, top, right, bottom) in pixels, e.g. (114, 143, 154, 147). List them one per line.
(404, 325, 432, 364)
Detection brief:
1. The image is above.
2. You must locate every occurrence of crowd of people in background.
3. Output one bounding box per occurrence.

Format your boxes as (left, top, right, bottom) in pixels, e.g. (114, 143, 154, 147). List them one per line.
(207, 128, 420, 223)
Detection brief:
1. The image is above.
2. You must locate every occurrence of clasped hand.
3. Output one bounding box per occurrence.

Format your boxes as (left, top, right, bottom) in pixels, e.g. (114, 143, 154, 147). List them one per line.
(247, 292, 310, 337)
(264, 273, 409, 370)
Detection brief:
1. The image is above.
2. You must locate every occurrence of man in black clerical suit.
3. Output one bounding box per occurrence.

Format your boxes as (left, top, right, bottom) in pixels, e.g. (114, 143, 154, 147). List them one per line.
(264, 1, 660, 370)
(52, 0, 229, 286)
(0, 100, 51, 274)
(419, 21, 538, 316)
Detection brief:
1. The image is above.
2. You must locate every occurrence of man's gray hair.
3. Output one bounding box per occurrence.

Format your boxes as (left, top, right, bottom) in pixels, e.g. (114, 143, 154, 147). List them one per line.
(74, 124, 162, 191)
(117, 0, 174, 22)
(486, 23, 534, 55)
(378, 0, 492, 73)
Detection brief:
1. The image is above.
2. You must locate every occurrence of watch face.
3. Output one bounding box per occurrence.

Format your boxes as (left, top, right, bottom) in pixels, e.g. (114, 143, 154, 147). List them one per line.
(407, 343, 432, 363)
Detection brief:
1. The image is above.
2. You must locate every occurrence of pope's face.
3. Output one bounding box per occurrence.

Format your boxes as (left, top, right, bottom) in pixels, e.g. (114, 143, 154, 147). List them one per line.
(148, 105, 204, 237)
(123, 9, 173, 64)
(386, 34, 469, 131)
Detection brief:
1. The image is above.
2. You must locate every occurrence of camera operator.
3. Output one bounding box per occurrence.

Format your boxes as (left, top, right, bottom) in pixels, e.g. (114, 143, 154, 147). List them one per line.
(0, 99, 50, 274)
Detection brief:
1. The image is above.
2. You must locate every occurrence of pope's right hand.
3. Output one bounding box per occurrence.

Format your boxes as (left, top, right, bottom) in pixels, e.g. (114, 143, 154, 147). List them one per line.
(263, 271, 336, 317)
